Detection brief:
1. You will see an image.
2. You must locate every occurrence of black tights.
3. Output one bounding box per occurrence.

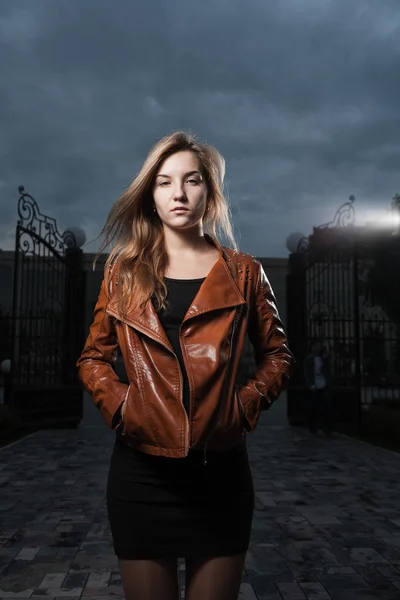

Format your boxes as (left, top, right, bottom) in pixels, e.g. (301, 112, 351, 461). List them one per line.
(119, 552, 246, 600)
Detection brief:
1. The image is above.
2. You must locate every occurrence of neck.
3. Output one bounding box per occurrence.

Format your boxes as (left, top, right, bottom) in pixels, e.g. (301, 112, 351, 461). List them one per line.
(162, 226, 211, 256)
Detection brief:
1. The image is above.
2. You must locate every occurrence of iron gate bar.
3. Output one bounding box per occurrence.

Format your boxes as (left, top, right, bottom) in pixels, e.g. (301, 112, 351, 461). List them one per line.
(352, 241, 362, 428)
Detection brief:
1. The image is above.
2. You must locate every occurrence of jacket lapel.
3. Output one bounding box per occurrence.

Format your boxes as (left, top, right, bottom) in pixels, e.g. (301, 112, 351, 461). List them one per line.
(183, 252, 245, 323)
(106, 236, 245, 347)
(107, 292, 174, 352)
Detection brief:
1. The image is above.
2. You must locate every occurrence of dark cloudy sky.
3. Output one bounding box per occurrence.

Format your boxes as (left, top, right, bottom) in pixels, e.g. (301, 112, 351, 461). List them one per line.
(1, 0, 399, 257)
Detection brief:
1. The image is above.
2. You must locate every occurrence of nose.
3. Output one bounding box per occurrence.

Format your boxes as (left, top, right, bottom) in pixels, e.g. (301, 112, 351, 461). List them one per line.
(172, 183, 187, 202)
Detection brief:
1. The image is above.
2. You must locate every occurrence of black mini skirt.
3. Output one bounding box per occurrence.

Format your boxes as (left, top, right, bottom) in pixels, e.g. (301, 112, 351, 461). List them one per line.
(106, 438, 254, 560)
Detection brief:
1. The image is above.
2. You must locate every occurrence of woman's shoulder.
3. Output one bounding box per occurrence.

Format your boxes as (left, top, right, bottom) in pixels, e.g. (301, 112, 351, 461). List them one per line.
(222, 246, 261, 270)
(103, 254, 122, 297)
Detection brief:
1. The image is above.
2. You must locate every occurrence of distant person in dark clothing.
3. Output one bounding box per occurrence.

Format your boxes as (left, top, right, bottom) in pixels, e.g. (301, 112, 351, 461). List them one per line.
(304, 340, 333, 435)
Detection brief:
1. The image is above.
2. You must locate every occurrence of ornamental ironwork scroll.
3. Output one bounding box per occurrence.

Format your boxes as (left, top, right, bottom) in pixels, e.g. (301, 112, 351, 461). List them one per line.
(296, 195, 356, 253)
(17, 185, 78, 253)
(317, 194, 356, 230)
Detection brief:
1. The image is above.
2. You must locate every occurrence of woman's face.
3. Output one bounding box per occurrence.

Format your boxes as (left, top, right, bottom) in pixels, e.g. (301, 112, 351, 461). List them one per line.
(152, 150, 208, 232)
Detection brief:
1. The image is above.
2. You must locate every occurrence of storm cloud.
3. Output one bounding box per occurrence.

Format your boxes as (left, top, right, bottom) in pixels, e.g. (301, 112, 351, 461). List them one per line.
(1, 0, 399, 256)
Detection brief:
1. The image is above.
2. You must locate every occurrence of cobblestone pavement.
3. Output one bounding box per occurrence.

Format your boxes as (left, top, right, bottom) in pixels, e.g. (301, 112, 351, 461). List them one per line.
(1, 422, 400, 599)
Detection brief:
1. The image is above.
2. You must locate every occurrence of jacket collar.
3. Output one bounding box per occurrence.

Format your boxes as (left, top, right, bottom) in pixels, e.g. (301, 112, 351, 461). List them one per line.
(106, 235, 245, 350)
(184, 235, 245, 319)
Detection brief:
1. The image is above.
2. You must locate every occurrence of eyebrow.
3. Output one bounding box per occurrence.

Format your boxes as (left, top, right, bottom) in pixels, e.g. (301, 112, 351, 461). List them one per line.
(155, 170, 203, 179)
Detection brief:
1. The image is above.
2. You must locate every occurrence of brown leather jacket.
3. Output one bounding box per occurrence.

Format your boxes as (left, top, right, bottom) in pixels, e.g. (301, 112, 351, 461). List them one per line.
(77, 237, 294, 460)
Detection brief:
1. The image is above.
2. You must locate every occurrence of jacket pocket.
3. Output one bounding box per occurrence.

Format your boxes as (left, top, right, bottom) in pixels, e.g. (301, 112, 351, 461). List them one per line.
(235, 386, 252, 432)
(119, 381, 155, 445)
(122, 384, 130, 418)
(117, 384, 130, 434)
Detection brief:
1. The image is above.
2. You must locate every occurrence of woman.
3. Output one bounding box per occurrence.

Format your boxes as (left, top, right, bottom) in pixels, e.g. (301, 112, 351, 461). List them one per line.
(77, 131, 293, 600)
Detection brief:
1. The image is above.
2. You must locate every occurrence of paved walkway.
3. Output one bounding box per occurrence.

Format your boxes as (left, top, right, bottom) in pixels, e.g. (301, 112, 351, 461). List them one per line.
(1, 422, 400, 599)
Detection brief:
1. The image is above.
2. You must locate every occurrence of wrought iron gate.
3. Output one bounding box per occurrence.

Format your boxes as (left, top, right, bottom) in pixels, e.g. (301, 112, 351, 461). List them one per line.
(286, 197, 400, 427)
(7, 186, 85, 427)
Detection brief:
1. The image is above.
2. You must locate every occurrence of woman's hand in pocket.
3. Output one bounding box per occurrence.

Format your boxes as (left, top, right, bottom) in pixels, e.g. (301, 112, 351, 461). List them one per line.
(121, 400, 126, 420)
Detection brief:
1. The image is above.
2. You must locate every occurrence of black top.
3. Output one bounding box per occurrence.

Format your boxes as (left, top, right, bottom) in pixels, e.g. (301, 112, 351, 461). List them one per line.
(154, 277, 205, 415)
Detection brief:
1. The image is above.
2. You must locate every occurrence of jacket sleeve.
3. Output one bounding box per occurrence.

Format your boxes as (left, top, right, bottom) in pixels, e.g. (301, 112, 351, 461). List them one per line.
(238, 262, 294, 431)
(76, 277, 128, 430)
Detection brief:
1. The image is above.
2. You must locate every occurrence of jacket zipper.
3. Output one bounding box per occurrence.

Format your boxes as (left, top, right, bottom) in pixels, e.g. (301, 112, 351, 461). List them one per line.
(179, 323, 190, 455)
(107, 308, 189, 456)
(202, 306, 242, 466)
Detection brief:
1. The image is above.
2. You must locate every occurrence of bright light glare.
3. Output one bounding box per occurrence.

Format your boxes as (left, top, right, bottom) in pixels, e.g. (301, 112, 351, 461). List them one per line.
(359, 209, 400, 232)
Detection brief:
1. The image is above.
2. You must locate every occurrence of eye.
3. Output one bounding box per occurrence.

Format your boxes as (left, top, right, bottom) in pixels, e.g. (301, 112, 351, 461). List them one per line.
(159, 181, 170, 186)
(187, 178, 200, 185)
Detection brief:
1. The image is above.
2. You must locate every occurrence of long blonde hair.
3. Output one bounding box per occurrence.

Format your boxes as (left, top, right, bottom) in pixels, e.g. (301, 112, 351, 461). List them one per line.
(96, 131, 236, 316)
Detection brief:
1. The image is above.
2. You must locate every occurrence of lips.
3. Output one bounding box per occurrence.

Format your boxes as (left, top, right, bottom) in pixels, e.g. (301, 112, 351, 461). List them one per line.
(172, 207, 189, 212)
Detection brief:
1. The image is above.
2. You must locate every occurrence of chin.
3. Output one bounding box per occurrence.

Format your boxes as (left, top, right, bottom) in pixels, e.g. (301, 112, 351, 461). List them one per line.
(164, 219, 201, 232)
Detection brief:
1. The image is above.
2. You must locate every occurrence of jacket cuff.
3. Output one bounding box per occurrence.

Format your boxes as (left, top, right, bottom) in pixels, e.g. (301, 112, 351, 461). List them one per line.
(237, 385, 267, 432)
(90, 382, 128, 430)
